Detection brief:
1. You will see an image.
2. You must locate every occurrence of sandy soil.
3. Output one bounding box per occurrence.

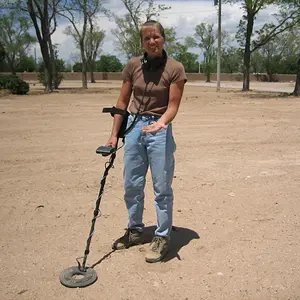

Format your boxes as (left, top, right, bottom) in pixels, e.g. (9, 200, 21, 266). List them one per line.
(0, 83, 300, 300)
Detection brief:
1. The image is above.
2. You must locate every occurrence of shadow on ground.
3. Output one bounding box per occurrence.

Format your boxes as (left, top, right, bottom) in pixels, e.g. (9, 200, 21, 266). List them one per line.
(241, 91, 290, 99)
(91, 225, 200, 268)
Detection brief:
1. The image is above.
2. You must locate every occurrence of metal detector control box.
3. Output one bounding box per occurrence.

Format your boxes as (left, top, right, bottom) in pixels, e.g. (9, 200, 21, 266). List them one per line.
(96, 146, 115, 156)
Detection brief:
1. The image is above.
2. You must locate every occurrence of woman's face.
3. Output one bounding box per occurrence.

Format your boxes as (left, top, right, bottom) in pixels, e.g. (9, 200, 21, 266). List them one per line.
(141, 25, 165, 57)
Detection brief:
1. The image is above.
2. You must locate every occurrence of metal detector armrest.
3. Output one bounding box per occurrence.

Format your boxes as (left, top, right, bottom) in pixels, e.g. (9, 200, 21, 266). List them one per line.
(102, 106, 129, 139)
(102, 107, 127, 116)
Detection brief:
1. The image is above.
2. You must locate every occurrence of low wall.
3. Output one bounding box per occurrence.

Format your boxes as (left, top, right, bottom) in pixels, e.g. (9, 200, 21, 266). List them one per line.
(0, 72, 297, 83)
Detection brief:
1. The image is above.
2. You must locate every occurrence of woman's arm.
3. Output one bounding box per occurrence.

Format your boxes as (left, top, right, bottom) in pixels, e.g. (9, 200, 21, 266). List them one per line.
(106, 80, 132, 147)
(142, 80, 185, 133)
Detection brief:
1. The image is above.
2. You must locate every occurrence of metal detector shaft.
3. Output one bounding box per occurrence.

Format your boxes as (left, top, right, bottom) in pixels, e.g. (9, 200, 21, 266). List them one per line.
(81, 152, 116, 270)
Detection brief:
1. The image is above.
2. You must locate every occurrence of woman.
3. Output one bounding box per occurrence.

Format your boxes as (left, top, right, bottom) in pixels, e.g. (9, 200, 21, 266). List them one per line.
(106, 20, 187, 263)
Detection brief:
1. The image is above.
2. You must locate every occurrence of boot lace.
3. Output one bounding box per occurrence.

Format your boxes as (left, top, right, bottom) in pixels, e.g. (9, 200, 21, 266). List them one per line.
(151, 236, 165, 252)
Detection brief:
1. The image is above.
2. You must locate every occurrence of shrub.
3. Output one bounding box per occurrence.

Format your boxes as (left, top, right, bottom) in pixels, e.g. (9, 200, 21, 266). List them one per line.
(37, 72, 64, 89)
(0, 74, 29, 95)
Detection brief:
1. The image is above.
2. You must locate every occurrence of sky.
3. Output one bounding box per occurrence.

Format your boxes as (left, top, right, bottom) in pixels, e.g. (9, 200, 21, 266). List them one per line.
(39, 0, 279, 64)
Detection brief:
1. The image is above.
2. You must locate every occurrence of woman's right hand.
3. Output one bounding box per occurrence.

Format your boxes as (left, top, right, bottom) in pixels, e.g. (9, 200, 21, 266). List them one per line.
(106, 135, 118, 148)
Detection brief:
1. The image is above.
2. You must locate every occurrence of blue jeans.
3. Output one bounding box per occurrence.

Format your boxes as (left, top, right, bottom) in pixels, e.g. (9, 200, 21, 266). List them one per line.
(123, 114, 176, 238)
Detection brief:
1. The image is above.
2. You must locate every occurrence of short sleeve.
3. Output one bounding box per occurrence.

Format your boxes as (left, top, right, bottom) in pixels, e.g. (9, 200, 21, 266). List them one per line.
(171, 62, 187, 84)
(122, 59, 134, 82)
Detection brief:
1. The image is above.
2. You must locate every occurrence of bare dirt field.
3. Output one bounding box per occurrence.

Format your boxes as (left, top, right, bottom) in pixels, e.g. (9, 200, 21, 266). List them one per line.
(1, 82, 300, 300)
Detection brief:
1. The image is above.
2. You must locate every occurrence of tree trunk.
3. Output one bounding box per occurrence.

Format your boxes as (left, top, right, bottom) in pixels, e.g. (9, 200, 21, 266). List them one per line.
(49, 38, 58, 89)
(82, 68, 88, 89)
(242, 12, 254, 91)
(90, 70, 95, 83)
(90, 61, 96, 83)
(27, 0, 52, 93)
(81, 59, 88, 89)
(204, 59, 211, 82)
(292, 58, 300, 96)
(80, 42, 88, 89)
(206, 71, 211, 83)
(40, 41, 52, 93)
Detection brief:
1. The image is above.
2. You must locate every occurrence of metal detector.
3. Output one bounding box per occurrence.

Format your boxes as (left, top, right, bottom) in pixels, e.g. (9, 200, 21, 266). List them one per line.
(59, 107, 128, 288)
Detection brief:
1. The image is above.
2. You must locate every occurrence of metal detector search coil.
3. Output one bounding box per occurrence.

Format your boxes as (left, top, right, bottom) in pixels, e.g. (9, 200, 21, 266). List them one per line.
(59, 266, 97, 288)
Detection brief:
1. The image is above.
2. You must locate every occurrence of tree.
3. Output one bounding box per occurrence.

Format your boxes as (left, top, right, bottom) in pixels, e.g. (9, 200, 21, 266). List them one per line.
(96, 55, 123, 72)
(283, 25, 300, 95)
(0, 41, 7, 72)
(72, 55, 123, 72)
(0, 10, 36, 74)
(2, 1, 61, 90)
(59, 0, 105, 88)
(0, 41, 6, 62)
(38, 49, 65, 88)
(250, 50, 264, 77)
(108, 0, 170, 59)
(38, 57, 66, 73)
(248, 29, 300, 83)
(24, 0, 61, 92)
(221, 46, 243, 73)
(232, 0, 300, 91)
(72, 62, 82, 72)
(172, 43, 199, 73)
(16, 55, 35, 72)
(162, 27, 179, 57)
(292, 58, 300, 96)
(259, 36, 284, 81)
(186, 23, 218, 82)
(85, 15, 105, 83)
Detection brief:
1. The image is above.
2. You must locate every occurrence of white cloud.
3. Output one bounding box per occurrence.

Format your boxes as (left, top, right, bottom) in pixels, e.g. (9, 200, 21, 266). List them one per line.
(32, 0, 280, 64)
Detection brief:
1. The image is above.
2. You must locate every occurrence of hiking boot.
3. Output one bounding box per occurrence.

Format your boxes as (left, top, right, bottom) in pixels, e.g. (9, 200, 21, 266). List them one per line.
(145, 236, 169, 263)
(112, 229, 143, 250)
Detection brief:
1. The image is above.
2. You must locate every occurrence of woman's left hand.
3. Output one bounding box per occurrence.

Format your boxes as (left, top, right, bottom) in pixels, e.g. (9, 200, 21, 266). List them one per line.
(142, 121, 167, 133)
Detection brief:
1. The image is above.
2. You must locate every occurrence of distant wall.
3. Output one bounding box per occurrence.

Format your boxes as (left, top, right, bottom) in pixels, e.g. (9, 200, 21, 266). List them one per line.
(0, 72, 297, 83)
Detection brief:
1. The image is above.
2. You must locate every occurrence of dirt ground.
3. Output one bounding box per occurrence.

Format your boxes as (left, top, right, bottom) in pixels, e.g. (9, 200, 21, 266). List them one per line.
(1, 82, 300, 300)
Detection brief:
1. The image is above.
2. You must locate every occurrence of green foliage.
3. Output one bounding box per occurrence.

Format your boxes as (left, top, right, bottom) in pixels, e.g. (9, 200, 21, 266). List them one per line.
(15, 56, 36, 72)
(85, 29, 105, 64)
(59, 0, 105, 88)
(164, 27, 179, 57)
(250, 51, 264, 74)
(186, 23, 218, 81)
(250, 31, 300, 80)
(230, 0, 300, 90)
(0, 74, 29, 95)
(172, 44, 199, 73)
(110, 0, 170, 58)
(72, 62, 83, 72)
(96, 55, 123, 72)
(38, 58, 66, 88)
(222, 47, 243, 73)
(0, 11, 36, 73)
(281, 55, 300, 74)
(72, 55, 123, 72)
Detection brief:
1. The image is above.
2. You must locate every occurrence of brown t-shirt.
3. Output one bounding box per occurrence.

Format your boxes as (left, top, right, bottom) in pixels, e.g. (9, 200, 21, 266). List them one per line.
(122, 55, 187, 116)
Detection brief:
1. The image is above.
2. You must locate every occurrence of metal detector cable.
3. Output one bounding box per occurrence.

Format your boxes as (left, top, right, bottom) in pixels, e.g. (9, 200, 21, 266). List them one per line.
(77, 152, 117, 271)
